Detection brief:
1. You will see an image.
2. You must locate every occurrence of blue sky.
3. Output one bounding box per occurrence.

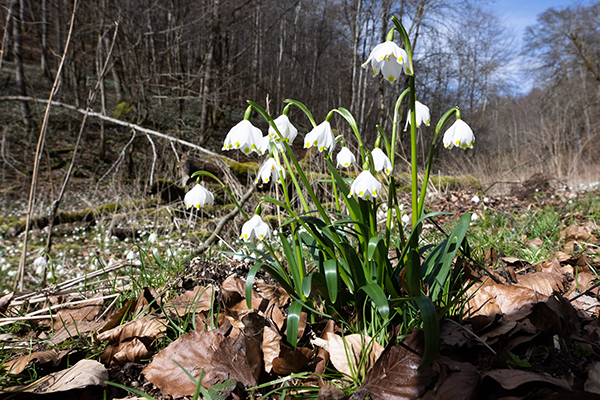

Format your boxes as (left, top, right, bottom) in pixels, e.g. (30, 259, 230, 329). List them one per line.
(493, 0, 586, 92)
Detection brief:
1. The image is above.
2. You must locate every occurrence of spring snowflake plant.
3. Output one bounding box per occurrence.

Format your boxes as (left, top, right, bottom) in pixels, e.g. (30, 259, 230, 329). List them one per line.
(189, 17, 476, 370)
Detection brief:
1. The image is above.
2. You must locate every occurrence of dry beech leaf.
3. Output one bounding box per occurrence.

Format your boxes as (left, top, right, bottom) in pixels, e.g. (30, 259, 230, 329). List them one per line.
(501, 257, 526, 265)
(263, 325, 282, 373)
(3, 359, 108, 394)
(515, 272, 565, 296)
(528, 237, 544, 248)
(421, 356, 479, 400)
(143, 328, 257, 397)
(264, 301, 285, 331)
(541, 258, 564, 276)
(318, 383, 349, 400)
(165, 285, 215, 316)
(0, 292, 13, 316)
(315, 320, 335, 377)
(561, 225, 595, 243)
(440, 320, 473, 347)
(111, 337, 154, 365)
(484, 284, 548, 321)
(3, 349, 69, 375)
(52, 293, 104, 330)
(255, 281, 291, 307)
(222, 275, 263, 306)
(325, 332, 384, 378)
(359, 329, 436, 400)
(464, 281, 501, 318)
(97, 315, 166, 344)
(482, 369, 571, 391)
(272, 347, 313, 375)
(573, 272, 600, 296)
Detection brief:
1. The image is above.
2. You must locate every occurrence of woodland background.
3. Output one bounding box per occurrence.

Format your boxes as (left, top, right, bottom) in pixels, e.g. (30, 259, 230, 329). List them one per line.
(2, 0, 600, 191)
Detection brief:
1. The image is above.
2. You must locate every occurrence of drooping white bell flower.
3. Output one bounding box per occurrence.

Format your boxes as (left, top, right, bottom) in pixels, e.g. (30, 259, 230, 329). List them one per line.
(257, 135, 271, 156)
(304, 121, 336, 154)
(33, 256, 47, 275)
(255, 157, 285, 184)
(362, 41, 411, 83)
(148, 232, 158, 243)
(222, 119, 263, 155)
(268, 115, 298, 144)
(443, 120, 475, 150)
(371, 148, 393, 176)
(336, 147, 356, 168)
(471, 195, 480, 204)
(240, 215, 271, 242)
(405, 101, 431, 130)
(348, 170, 382, 200)
(184, 184, 214, 209)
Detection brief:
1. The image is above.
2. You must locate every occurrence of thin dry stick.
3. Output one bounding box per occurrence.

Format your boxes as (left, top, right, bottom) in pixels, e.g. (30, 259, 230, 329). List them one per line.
(42, 22, 119, 285)
(16, 0, 78, 292)
(445, 318, 497, 355)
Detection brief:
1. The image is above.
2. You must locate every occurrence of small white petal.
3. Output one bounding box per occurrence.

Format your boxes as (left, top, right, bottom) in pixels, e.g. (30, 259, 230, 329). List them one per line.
(184, 184, 215, 209)
(240, 215, 271, 242)
(371, 148, 393, 175)
(268, 115, 298, 144)
(336, 147, 356, 168)
(304, 121, 336, 154)
(349, 170, 382, 200)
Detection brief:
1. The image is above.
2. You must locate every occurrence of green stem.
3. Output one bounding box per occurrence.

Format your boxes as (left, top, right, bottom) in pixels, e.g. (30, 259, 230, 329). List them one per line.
(409, 75, 418, 228)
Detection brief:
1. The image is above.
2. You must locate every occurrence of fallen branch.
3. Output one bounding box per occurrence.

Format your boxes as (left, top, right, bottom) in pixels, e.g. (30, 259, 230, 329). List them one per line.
(0, 96, 232, 161)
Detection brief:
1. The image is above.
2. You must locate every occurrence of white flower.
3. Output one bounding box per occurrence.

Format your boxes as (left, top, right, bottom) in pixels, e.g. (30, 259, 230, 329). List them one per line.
(443, 120, 475, 150)
(222, 120, 263, 154)
(240, 215, 271, 242)
(363, 41, 411, 83)
(471, 213, 479, 222)
(405, 101, 430, 129)
(348, 170, 381, 200)
(34, 256, 47, 275)
(257, 135, 271, 156)
(401, 214, 411, 224)
(304, 121, 335, 154)
(148, 233, 157, 243)
(336, 147, 356, 168)
(371, 148, 393, 175)
(268, 115, 298, 144)
(255, 158, 285, 184)
(184, 184, 214, 209)
(471, 195, 480, 204)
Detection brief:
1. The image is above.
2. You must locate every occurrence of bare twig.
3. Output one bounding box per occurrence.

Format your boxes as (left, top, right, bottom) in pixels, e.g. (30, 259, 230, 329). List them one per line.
(94, 130, 137, 194)
(145, 132, 157, 186)
(0, 0, 13, 70)
(41, 22, 120, 285)
(16, 0, 78, 292)
(445, 319, 497, 355)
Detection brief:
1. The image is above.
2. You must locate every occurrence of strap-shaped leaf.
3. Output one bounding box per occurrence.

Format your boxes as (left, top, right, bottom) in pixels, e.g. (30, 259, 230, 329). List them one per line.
(245, 263, 261, 309)
(413, 296, 439, 369)
(360, 283, 390, 320)
(323, 259, 339, 303)
(287, 300, 303, 347)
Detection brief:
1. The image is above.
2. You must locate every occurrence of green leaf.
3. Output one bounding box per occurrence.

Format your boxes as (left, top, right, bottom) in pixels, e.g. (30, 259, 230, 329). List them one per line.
(246, 264, 261, 310)
(360, 283, 390, 319)
(367, 236, 384, 261)
(413, 296, 439, 369)
(287, 300, 303, 347)
(391, 16, 413, 74)
(302, 274, 312, 298)
(323, 259, 339, 303)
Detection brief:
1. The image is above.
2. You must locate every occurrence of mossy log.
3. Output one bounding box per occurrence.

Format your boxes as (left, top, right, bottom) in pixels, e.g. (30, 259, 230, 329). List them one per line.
(1, 199, 160, 237)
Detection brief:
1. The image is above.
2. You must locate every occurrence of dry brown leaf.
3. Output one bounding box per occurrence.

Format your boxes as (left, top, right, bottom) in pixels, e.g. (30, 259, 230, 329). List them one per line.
(263, 325, 281, 373)
(272, 347, 313, 375)
(359, 329, 436, 400)
(440, 320, 474, 347)
(255, 281, 291, 307)
(421, 356, 479, 400)
(515, 272, 565, 296)
(562, 225, 595, 243)
(0, 292, 13, 316)
(264, 301, 285, 331)
(464, 280, 502, 318)
(326, 332, 384, 379)
(52, 293, 104, 330)
(318, 384, 349, 400)
(528, 237, 544, 248)
(315, 320, 335, 377)
(97, 315, 166, 344)
(112, 337, 153, 365)
(143, 328, 257, 397)
(573, 272, 600, 296)
(482, 369, 571, 391)
(2, 359, 108, 394)
(2, 349, 69, 375)
(485, 284, 548, 321)
(165, 285, 215, 316)
(540, 258, 564, 275)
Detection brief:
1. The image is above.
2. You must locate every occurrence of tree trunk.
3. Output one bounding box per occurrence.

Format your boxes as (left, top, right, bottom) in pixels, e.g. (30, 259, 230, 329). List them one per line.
(11, 0, 30, 126)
